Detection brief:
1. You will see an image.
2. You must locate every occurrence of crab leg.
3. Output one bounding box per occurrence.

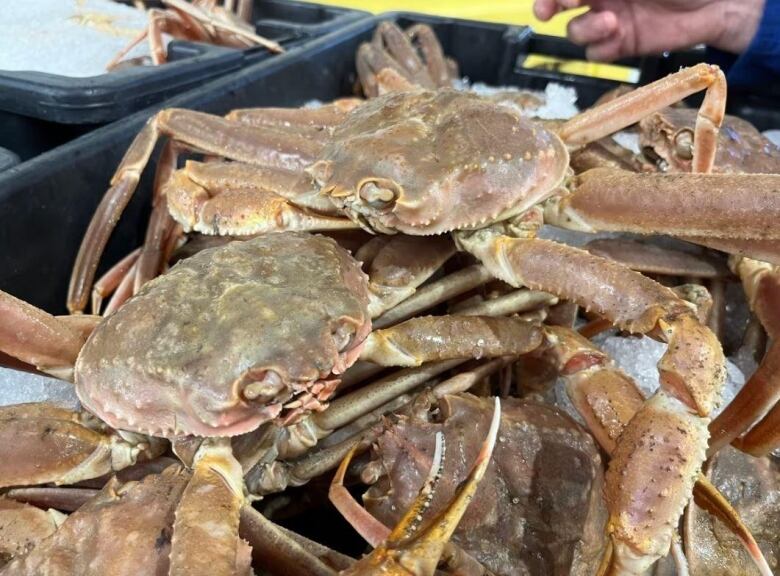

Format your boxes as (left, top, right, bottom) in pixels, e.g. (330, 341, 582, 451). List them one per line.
(360, 315, 543, 367)
(681, 236, 780, 266)
(163, 0, 283, 53)
(365, 235, 455, 317)
(165, 171, 358, 236)
(371, 22, 435, 89)
(133, 140, 186, 293)
(239, 506, 341, 576)
(0, 404, 165, 489)
(457, 231, 724, 574)
(539, 327, 773, 576)
(103, 258, 139, 316)
(585, 238, 730, 279)
(91, 248, 140, 314)
(169, 438, 250, 576)
(172, 160, 338, 214)
(0, 290, 89, 375)
(405, 24, 451, 87)
(373, 264, 493, 329)
(68, 109, 326, 312)
(452, 288, 557, 316)
(547, 169, 780, 241)
(6, 487, 100, 512)
(226, 100, 363, 130)
(357, 43, 410, 97)
(708, 257, 780, 456)
(559, 63, 726, 173)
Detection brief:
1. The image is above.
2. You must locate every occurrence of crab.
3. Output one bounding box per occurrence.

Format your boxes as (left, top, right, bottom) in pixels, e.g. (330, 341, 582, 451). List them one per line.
(1, 230, 573, 573)
(355, 21, 459, 98)
(57, 33, 780, 569)
(335, 392, 609, 576)
(639, 107, 780, 174)
(106, 0, 283, 71)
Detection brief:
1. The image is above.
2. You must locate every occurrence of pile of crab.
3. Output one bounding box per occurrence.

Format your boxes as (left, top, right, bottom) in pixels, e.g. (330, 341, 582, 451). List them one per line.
(1, 21, 779, 576)
(106, 0, 284, 71)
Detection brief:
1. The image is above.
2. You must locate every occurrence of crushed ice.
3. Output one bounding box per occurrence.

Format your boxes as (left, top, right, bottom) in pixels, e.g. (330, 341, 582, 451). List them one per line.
(0, 0, 168, 77)
(554, 334, 746, 424)
(0, 367, 80, 409)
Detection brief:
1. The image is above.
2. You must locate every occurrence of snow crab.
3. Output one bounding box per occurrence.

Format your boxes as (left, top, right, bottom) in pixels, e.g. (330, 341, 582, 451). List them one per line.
(337, 393, 609, 576)
(107, 0, 283, 71)
(58, 36, 780, 571)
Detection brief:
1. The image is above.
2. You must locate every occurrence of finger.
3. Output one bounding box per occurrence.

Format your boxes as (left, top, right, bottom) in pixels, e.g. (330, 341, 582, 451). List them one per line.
(585, 33, 626, 61)
(534, 0, 582, 21)
(567, 10, 618, 46)
(533, 0, 560, 21)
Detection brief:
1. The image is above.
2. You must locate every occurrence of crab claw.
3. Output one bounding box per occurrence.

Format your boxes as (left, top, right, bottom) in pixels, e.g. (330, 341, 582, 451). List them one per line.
(342, 398, 500, 576)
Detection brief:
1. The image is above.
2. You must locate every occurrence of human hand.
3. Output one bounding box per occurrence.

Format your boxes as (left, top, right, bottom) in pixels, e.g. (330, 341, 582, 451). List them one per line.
(533, 0, 765, 60)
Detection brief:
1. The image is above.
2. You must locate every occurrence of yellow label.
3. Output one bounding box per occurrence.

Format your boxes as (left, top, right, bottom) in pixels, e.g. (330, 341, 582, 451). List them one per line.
(521, 54, 639, 83)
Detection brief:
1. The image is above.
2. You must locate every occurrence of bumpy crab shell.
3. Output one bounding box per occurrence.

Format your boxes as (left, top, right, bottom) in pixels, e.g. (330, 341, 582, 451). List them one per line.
(309, 89, 570, 235)
(362, 393, 608, 576)
(75, 233, 371, 437)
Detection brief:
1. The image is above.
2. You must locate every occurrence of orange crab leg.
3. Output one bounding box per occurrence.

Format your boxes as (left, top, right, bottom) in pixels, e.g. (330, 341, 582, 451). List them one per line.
(708, 257, 780, 456)
(68, 108, 326, 313)
(405, 24, 451, 87)
(0, 290, 88, 375)
(547, 169, 780, 241)
(559, 63, 726, 173)
(91, 247, 140, 315)
(226, 100, 363, 130)
(360, 315, 544, 367)
(329, 442, 391, 547)
(682, 236, 780, 266)
(539, 326, 773, 576)
(169, 439, 249, 576)
(585, 238, 730, 279)
(457, 230, 723, 573)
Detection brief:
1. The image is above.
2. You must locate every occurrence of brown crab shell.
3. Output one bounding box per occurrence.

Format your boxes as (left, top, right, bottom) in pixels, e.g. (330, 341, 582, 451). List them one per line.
(640, 108, 780, 174)
(311, 89, 570, 235)
(75, 233, 371, 438)
(363, 393, 608, 576)
(0, 467, 188, 576)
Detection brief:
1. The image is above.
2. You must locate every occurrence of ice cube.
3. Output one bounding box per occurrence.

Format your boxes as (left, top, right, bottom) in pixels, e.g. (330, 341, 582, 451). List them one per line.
(0, 367, 80, 410)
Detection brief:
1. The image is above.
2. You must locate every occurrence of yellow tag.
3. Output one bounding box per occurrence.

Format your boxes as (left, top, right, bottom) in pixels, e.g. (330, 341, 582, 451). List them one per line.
(521, 54, 639, 83)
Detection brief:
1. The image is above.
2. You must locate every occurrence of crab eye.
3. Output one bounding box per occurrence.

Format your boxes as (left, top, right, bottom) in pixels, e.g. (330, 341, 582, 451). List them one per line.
(331, 322, 356, 352)
(358, 179, 400, 211)
(243, 370, 286, 402)
(674, 129, 694, 160)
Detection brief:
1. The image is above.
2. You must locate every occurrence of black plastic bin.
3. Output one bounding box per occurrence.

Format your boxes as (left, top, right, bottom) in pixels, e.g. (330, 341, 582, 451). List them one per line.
(0, 1, 368, 162)
(0, 12, 777, 315)
(0, 147, 19, 173)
